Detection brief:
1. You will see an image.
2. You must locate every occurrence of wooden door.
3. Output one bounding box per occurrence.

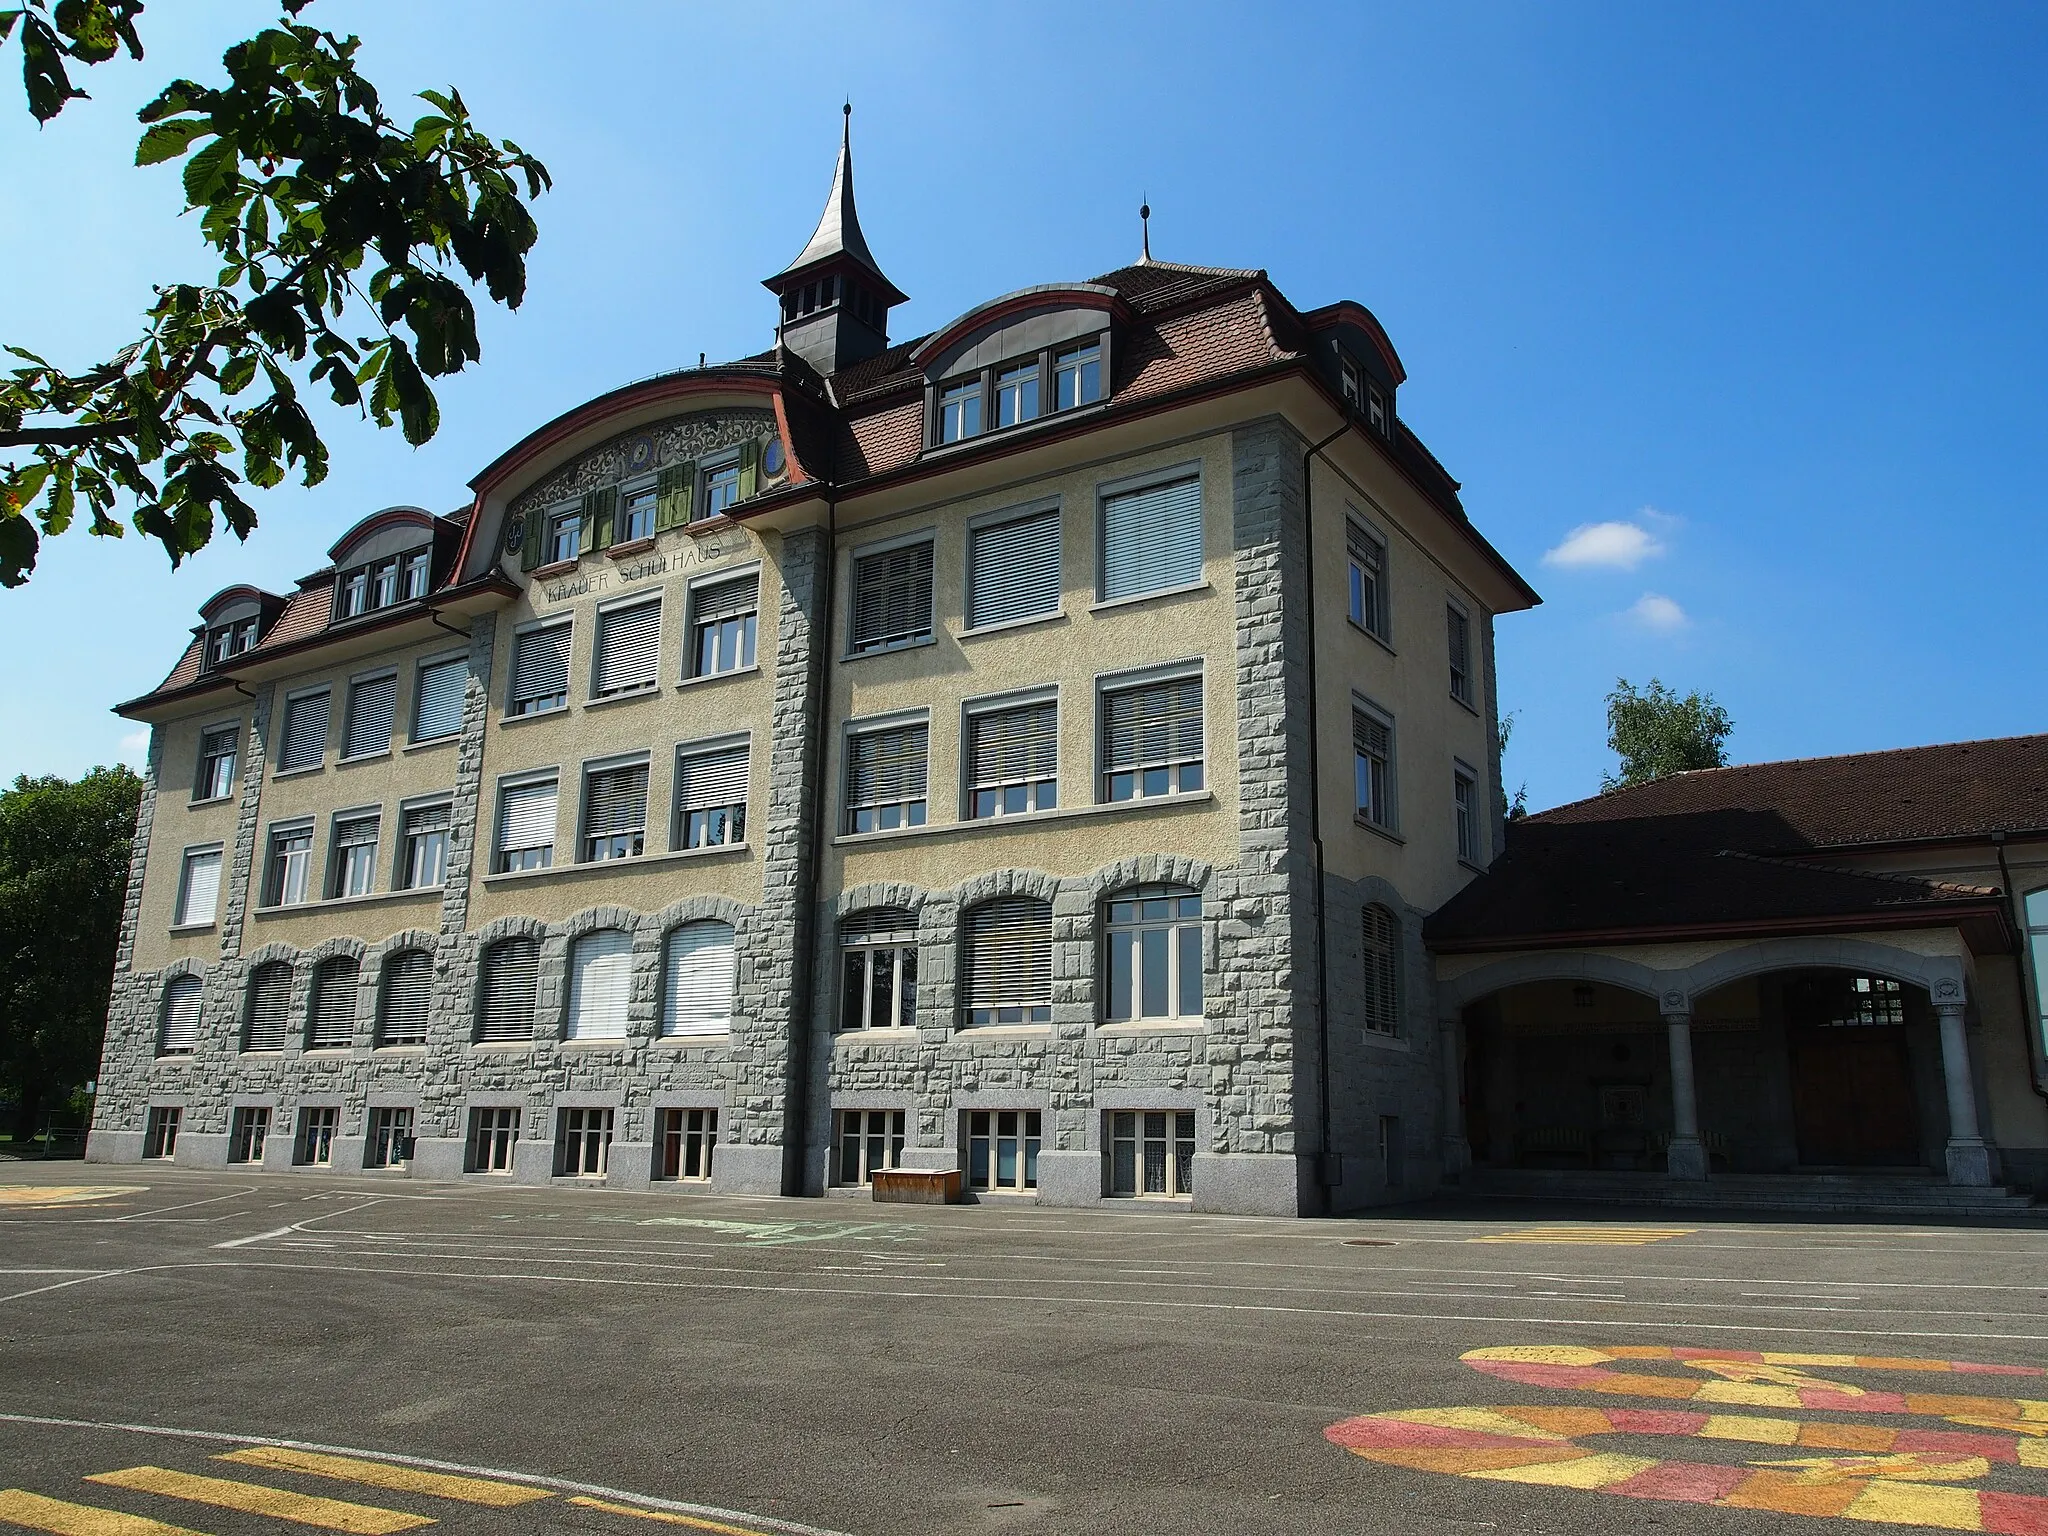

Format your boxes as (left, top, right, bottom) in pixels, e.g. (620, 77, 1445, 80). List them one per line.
(1789, 1028, 1919, 1166)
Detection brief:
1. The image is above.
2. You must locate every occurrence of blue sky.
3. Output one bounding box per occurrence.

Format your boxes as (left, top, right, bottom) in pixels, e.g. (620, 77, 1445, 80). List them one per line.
(2, 2, 2042, 810)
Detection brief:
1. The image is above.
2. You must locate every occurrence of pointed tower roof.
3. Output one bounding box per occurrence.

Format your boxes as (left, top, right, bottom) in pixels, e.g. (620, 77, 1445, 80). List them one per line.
(770, 105, 907, 306)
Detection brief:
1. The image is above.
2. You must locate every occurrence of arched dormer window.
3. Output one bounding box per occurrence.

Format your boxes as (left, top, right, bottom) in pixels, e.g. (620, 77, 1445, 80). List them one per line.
(196, 585, 281, 674)
(916, 288, 1122, 450)
(327, 507, 439, 623)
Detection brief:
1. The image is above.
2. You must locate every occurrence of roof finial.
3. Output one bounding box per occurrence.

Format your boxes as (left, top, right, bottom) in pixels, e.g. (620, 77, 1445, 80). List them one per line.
(1139, 196, 1152, 264)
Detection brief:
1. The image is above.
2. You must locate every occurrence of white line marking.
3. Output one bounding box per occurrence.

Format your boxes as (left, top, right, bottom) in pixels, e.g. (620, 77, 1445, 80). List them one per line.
(214, 1226, 296, 1249)
(108, 1187, 258, 1222)
(0, 1270, 128, 1303)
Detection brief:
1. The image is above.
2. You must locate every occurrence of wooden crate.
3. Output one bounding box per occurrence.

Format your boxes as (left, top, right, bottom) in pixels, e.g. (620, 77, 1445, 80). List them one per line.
(871, 1168, 962, 1205)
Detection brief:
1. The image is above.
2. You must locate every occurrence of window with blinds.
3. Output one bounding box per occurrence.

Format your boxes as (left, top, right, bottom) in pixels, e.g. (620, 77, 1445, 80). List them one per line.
(508, 623, 571, 716)
(661, 921, 734, 1036)
(377, 948, 433, 1047)
(158, 974, 202, 1055)
(277, 690, 330, 772)
(328, 812, 380, 899)
(967, 700, 1057, 818)
(1100, 475, 1202, 602)
(689, 574, 758, 677)
(476, 937, 540, 1043)
(264, 825, 313, 907)
(849, 541, 934, 655)
(845, 721, 928, 833)
(413, 657, 466, 741)
(967, 507, 1061, 629)
(195, 724, 237, 800)
(1347, 521, 1389, 640)
(496, 778, 556, 872)
(343, 673, 396, 759)
(306, 956, 359, 1050)
(174, 847, 221, 926)
(961, 896, 1053, 1027)
(567, 928, 633, 1041)
(399, 801, 450, 889)
(593, 599, 661, 697)
(581, 761, 648, 861)
(1447, 604, 1474, 704)
(243, 961, 292, 1052)
(675, 742, 748, 849)
(1362, 903, 1400, 1036)
(1100, 675, 1204, 801)
(1354, 706, 1394, 828)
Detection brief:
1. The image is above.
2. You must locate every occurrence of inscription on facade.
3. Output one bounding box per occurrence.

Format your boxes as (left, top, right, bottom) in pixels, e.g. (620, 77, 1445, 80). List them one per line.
(531, 532, 742, 606)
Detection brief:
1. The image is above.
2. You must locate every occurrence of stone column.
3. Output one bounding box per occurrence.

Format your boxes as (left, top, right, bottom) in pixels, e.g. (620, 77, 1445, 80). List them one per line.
(1934, 991, 1992, 1186)
(1663, 999, 1708, 1181)
(1439, 1012, 1469, 1179)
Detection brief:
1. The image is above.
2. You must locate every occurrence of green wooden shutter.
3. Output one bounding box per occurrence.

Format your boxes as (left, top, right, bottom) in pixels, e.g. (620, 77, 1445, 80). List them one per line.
(737, 438, 760, 501)
(656, 461, 695, 530)
(519, 509, 544, 572)
(582, 487, 616, 553)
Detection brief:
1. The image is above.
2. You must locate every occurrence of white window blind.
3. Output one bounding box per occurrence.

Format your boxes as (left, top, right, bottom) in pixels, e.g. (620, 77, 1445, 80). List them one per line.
(583, 764, 648, 839)
(306, 957, 358, 1049)
(1447, 605, 1473, 702)
(662, 921, 735, 1036)
(498, 780, 557, 859)
(692, 573, 757, 624)
(278, 691, 329, 771)
(594, 599, 661, 696)
(414, 658, 466, 740)
(676, 744, 749, 813)
(968, 702, 1058, 788)
(344, 674, 396, 758)
(1348, 523, 1388, 637)
(509, 624, 571, 713)
(1362, 904, 1399, 1035)
(962, 897, 1053, 1022)
(378, 948, 433, 1047)
(1102, 678, 1203, 772)
(175, 848, 221, 926)
(847, 724, 928, 806)
(477, 937, 539, 1043)
(1101, 476, 1202, 601)
(967, 508, 1061, 628)
(567, 928, 633, 1040)
(849, 542, 934, 653)
(243, 962, 291, 1052)
(159, 974, 201, 1055)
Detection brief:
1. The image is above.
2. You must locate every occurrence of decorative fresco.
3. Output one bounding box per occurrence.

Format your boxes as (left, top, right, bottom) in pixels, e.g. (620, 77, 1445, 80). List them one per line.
(505, 407, 780, 523)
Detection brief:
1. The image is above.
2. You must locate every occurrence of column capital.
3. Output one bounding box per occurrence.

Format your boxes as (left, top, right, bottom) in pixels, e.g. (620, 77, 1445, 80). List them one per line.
(1659, 988, 1691, 1021)
(1933, 998, 1968, 1021)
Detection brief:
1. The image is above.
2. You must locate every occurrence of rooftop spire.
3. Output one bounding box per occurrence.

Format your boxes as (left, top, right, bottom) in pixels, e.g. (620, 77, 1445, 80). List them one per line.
(1138, 197, 1152, 264)
(778, 102, 892, 285)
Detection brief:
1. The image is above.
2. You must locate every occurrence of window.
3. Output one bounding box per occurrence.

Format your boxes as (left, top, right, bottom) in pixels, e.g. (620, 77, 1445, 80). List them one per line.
(962, 896, 1053, 1028)
(834, 1109, 904, 1185)
(413, 656, 466, 741)
(477, 937, 540, 1043)
(377, 948, 433, 1047)
(496, 777, 557, 872)
(656, 1108, 717, 1181)
(689, 573, 758, 677)
(1354, 706, 1394, 829)
(581, 761, 648, 862)
(1109, 1110, 1195, 1198)
(2029, 891, 2048, 1054)
(508, 623, 571, 716)
(566, 929, 633, 1040)
(339, 567, 369, 618)
(306, 956, 359, 1050)
(1100, 474, 1202, 601)
(995, 359, 1040, 427)
(1362, 903, 1400, 1036)
(1100, 674, 1204, 801)
(296, 1106, 337, 1166)
(203, 617, 258, 670)
(1830, 975, 1907, 1027)
(174, 847, 222, 927)
(1054, 341, 1102, 409)
(618, 484, 657, 543)
(195, 725, 237, 800)
(702, 457, 741, 520)
(593, 598, 661, 698)
(546, 508, 582, 565)
(365, 1106, 414, 1169)
(1339, 353, 1364, 408)
(1347, 521, 1389, 640)
(661, 921, 734, 1037)
(967, 699, 1057, 818)
(328, 812, 380, 899)
(1367, 382, 1392, 439)
(398, 802, 451, 890)
(343, 674, 396, 759)
(840, 907, 917, 1032)
(264, 825, 313, 907)
(849, 541, 934, 655)
(242, 961, 291, 1053)
(228, 1106, 270, 1164)
(1454, 766, 1479, 863)
(144, 1105, 181, 1159)
(1447, 604, 1474, 706)
(158, 974, 201, 1056)
(334, 550, 430, 621)
(939, 378, 983, 443)
(845, 720, 928, 833)
(675, 741, 748, 849)
(277, 690, 330, 772)
(968, 1110, 1039, 1193)
(1380, 1114, 1405, 1187)
(1104, 887, 1202, 1023)
(556, 1107, 615, 1177)
(467, 1107, 519, 1173)
(967, 506, 1061, 630)
(402, 549, 431, 600)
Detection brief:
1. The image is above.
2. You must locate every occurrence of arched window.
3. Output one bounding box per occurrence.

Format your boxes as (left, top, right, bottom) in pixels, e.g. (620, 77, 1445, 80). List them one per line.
(1103, 886, 1202, 1022)
(476, 937, 540, 1043)
(377, 949, 434, 1047)
(306, 957, 359, 1050)
(962, 896, 1052, 1027)
(242, 961, 292, 1052)
(840, 907, 916, 1032)
(158, 974, 201, 1057)
(662, 921, 735, 1037)
(567, 928, 633, 1040)
(1362, 903, 1400, 1036)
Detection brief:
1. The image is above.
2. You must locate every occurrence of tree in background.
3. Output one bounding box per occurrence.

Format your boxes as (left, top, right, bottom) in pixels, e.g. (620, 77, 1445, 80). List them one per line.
(1603, 677, 1733, 791)
(0, 0, 550, 586)
(0, 766, 141, 1133)
(1497, 710, 1528, 820)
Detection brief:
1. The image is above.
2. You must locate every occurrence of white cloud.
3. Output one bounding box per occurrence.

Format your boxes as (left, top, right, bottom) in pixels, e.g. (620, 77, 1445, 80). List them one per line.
(118, 729, 149, 768)
(1542, 519, 1666, 571)
(1626, 592, 1689, 632)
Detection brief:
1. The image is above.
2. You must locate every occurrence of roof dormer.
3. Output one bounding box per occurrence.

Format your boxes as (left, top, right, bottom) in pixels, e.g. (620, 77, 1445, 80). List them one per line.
(194, 584, 285, 674)
(912, 285, 1126, 450)
(326, 506, 448, 624)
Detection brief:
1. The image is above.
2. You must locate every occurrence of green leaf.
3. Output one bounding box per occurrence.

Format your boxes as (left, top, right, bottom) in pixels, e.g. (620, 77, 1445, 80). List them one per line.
(385, 338, 437, 446)
(135, 117, 213, 167)
(0, 14, 23, 48)
(181, 136, 238, 206)
(20, 14, 83, 122)
(0, 512, 40, 587)
(2, 461, 51, 514)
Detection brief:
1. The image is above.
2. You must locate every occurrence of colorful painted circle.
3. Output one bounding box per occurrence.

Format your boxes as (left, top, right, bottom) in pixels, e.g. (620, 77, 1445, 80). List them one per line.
(762, 436, 786, 478)
(626, 434, 656, 473)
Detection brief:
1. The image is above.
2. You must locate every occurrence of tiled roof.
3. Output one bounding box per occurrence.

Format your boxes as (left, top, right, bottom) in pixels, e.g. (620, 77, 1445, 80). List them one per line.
(153, 637, 204, 695)
(257, 584, 336, 654)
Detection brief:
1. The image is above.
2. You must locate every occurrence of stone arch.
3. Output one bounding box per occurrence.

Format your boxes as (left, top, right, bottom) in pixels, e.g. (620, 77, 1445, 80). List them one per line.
(559, 903, 646, 943)
(651, 893, 751, 937)
(1080, 853, 1213, 902)
(306, 934, 367, 965)
(828, 882, 929, 923)
(242, 941, 304, 969)
(1436, 951, 1664, 1016)
(1680, 936, 1969, 1011)
(952, 867, 1063, 909)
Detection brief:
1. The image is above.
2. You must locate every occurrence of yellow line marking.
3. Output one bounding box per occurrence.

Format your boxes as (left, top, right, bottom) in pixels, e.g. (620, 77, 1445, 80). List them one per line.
(1470, 1227, 1695, 1245)
(83, 1469, 430, 1534)
(0, 1488, 210, 1535)
(568, 1494, 784, 1534)
(0, 1188, 145, 1208)
(214, 1448, 550, 1507)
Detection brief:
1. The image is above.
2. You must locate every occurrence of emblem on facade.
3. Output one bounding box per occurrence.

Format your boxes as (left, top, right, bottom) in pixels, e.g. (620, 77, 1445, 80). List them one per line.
(1934, 976, 1962, 1001)
(763, 435, 786, 478)
(502, 513, 525, 554)
(626, 434, 656, 474)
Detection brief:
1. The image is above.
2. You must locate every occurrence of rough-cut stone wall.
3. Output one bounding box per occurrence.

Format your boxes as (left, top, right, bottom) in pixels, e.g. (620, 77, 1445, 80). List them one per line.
(112, 727, 161, 977)
(218, 684, 275, 960)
